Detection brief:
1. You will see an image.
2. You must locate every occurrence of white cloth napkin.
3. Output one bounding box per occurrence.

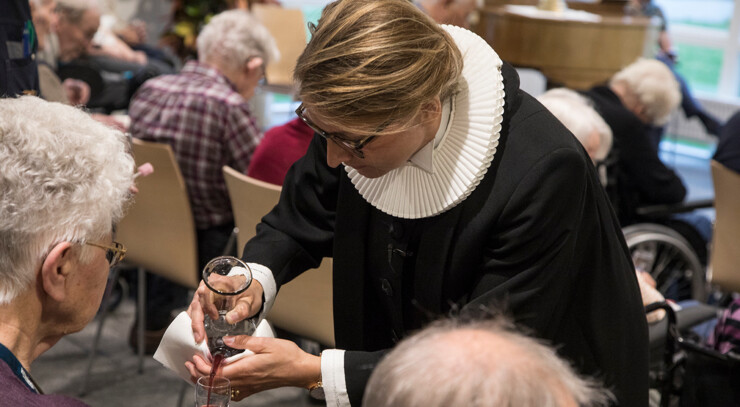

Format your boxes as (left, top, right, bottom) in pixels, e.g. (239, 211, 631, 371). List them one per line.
(153, 311, 275, 383)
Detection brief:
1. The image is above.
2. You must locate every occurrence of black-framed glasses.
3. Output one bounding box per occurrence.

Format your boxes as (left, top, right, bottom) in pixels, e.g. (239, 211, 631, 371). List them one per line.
(85, 241, 127, 267)
(295, 103, 376, 159)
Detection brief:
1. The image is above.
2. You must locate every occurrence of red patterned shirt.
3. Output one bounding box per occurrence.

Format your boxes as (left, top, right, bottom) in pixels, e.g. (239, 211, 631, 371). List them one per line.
(129, 60, 261, 229)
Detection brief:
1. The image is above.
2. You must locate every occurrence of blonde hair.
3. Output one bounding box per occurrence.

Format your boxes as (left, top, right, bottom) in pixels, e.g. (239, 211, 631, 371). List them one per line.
(610, 58, 680, 126)
(294, 0, 463, 136)
(364, 316, 613, 407)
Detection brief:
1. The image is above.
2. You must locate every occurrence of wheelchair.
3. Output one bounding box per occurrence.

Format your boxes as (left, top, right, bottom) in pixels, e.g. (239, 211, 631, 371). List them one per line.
(601, 154, 714, 302)
(622, 197, 714, 303)
(624, 221, 707, 302)
(647, 301, 740, 407)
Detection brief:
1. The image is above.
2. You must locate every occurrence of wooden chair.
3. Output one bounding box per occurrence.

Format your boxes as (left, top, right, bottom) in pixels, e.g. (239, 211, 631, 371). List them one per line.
(252, 4, 307, 93)
(223, 166, 335, 347)
(118, 138, 202, 369)
(709, 160, 740, 294)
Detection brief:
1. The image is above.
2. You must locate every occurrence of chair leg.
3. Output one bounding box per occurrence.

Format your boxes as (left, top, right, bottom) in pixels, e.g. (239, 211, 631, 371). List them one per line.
(79, 267, 121, 396)
(137, 266, 146, 373)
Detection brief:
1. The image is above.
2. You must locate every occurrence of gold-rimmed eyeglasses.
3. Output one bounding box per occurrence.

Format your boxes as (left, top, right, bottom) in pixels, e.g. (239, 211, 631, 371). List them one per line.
(295, 103, 376, 159)
(85, 241, 127, 267)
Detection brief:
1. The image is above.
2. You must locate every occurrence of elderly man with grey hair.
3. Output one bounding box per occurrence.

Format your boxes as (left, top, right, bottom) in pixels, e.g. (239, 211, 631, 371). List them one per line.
(127, 9, 279, 351)
(0, 96, 134, 405)
(584, 59, 713, 265)
(363, 316, 613, 407)
(582, 59, 685, 225)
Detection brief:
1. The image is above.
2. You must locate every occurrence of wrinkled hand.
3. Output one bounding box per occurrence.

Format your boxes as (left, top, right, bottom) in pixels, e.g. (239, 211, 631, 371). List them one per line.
(185, 336, 320, 401)
(188, 280, 264, 343)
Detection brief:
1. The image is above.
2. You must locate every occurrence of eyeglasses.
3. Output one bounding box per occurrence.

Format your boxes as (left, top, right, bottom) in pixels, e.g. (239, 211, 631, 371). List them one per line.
(295, 103, 376, 159)
(85, 241, 127, 267)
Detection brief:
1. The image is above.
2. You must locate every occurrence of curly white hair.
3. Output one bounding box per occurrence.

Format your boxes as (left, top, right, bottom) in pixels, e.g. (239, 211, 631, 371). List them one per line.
(0, 96, 134, 304)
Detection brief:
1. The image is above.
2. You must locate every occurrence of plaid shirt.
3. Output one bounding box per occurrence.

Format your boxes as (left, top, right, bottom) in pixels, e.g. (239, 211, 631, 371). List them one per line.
(129, 60, 261, 229)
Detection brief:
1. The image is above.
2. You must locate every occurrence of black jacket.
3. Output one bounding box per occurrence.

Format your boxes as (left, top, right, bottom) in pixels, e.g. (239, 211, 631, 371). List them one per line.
(0, 0, 38, 97)
(714, 110, 740, 174)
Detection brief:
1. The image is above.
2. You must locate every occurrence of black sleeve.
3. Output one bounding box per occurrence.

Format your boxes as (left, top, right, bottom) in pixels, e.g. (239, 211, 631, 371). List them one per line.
(344, 350, 390, 406)
(241, 134, 337, 286)
(713, 112, 740, 173)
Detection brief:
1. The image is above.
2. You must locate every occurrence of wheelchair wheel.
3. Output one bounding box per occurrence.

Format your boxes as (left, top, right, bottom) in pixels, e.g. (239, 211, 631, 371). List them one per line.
(623, 223, 707, 302)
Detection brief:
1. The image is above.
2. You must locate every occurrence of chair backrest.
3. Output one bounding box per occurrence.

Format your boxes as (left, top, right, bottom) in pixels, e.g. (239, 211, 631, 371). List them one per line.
(223, 166, 282, 251)
(117, 138, 200, 289)
(709, 160, 740, 294)
(252, 4, 307, 89)
(223, 166, 335, 346)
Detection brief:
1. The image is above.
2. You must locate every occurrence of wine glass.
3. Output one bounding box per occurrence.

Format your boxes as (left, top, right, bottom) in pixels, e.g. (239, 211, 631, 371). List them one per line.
(202, 256, 258, 357)
(195, 376, 230, 407)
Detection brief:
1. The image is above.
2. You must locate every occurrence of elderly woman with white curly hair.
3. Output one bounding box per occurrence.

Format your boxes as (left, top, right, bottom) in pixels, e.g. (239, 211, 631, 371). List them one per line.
(0, 96, 135, 406)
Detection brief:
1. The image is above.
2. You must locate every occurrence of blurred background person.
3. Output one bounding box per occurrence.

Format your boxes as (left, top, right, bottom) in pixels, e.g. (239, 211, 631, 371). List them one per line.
(30, 0, 90, 105)
(0, 0, 39, 97)
(248, 117, 315, 186)
(55, 0, 174, 112)
(537, 87, 612, 164)
(363, 316, 613, 407)
(583, 58, 712, 265)
(0, 96, 134, 405)
(127, 9, 278, 353)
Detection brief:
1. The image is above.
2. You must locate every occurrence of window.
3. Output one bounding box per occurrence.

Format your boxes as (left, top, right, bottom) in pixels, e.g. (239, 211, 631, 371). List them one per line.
(655, 0, 740, 98)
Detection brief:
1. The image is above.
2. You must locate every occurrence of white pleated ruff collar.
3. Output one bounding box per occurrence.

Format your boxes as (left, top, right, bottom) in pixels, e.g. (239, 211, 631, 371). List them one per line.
(344, 25, 505, 219)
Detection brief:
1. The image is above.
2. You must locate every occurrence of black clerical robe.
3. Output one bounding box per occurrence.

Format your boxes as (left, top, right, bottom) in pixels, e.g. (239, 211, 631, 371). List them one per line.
(243, 63, 648, 406)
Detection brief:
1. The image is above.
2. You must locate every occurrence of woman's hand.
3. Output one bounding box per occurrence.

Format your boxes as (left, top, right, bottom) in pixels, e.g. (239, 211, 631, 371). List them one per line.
(188, 280, 264, 343)
(184, 336, 321, 401)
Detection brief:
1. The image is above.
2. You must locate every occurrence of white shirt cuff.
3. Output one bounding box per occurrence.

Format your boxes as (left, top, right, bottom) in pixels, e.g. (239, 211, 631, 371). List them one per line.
(247, 262, 277, 317)
(322, 349, 350, 407)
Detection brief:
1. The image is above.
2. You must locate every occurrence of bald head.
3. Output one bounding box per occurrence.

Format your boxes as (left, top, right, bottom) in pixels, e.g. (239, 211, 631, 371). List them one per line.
(363, 318, 612, 407)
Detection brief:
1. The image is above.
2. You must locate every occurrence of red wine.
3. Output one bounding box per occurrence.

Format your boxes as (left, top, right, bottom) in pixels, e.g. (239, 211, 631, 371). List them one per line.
(206, 353, 225, 406)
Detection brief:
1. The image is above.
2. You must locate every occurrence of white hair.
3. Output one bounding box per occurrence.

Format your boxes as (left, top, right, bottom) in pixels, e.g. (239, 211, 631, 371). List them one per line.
(56, 0, 99, 24)
(364, 317, 613, 407)
(0, 96, 134, 304)
(196, 9, 279, 72)
(538, 88, 613, 162)
(610, 58, 681, 126)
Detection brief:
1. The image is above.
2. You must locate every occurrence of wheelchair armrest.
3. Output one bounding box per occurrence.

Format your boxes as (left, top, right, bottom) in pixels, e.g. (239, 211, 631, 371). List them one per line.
(635, 198, 714, 218)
